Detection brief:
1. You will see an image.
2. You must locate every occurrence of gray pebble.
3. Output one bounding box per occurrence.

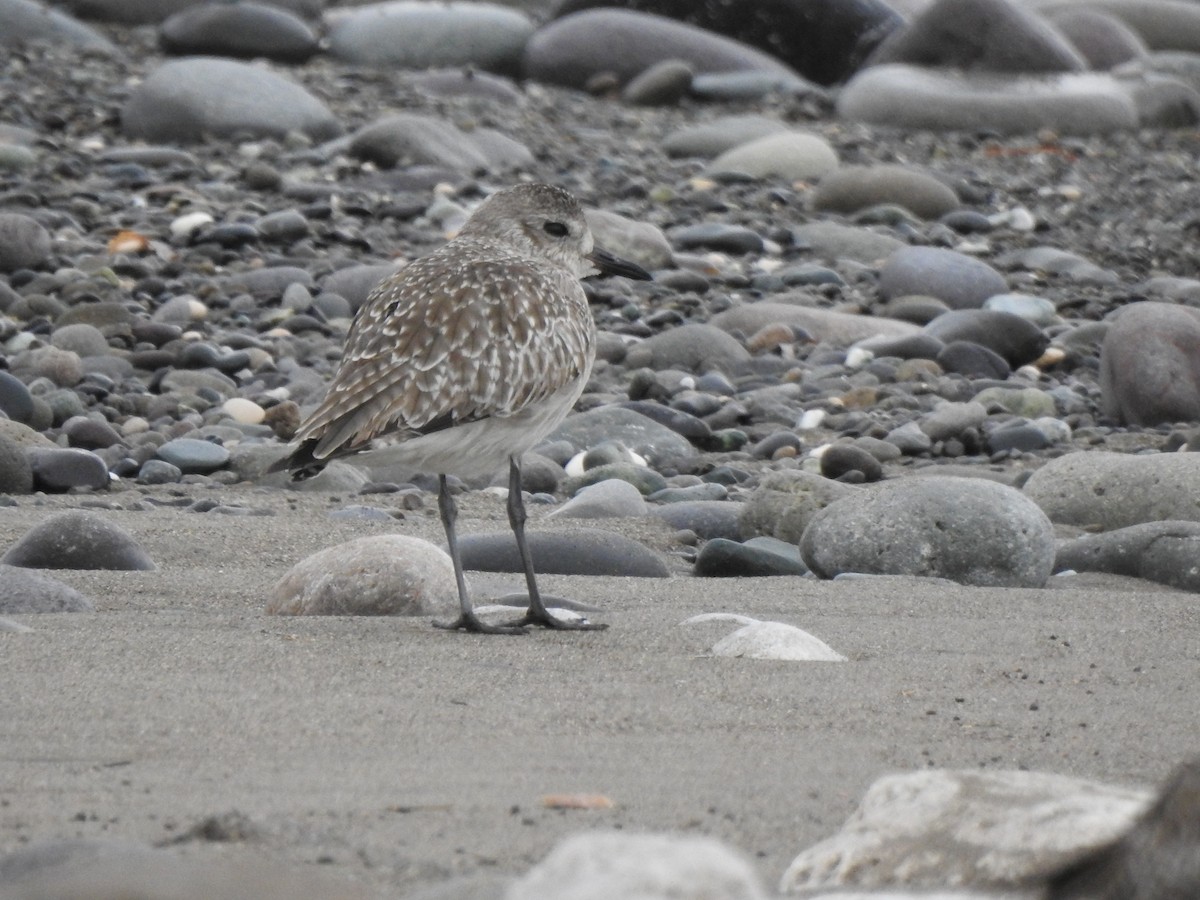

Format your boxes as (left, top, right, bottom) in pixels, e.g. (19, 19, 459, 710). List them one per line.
(2, 510, 154, 570)
(0, 564, 94, 613)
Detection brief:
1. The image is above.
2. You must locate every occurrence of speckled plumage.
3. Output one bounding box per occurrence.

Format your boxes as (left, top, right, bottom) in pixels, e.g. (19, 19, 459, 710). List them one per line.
(275, 183, 648, 634)
(283, 183, 599, 480)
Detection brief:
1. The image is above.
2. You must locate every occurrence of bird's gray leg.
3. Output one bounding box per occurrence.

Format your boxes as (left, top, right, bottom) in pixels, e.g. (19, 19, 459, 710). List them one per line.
(505, 457, 607, 631)
(433, 474, 526, 635)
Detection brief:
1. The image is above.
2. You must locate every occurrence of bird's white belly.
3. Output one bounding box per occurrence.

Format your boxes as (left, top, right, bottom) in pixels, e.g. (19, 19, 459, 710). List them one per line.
(357, 373, 587, 480)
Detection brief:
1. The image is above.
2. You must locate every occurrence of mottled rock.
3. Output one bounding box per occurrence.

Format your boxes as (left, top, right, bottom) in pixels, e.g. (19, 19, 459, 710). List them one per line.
(800, 477, 1055, 587)
(1100, 301, 1200, 426)
(1055, 520, 1200, 592)
(0, 212, 51, 272)
(738, 469, 856, 544)
(268, 534, 458, 616)
(879, 247, 1008, 310)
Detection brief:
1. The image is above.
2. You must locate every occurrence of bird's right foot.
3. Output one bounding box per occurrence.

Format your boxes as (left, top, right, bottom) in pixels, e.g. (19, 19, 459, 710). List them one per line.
(433, 613, 528, 635)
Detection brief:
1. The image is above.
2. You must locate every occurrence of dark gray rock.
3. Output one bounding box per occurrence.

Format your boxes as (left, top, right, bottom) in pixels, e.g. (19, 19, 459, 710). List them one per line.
(650, 500, 742, 541)
(122, 58, 341, 143)
(868, 0, 1087, 73)
(1100, 301, 1200, 426)
(457, 528, 670, 577)
(621, 59, 694, 105)
(1055, 520, 1200, 591)
(523, 8, 798, 90)
(0, 564, 94, 613)
(800, 476, 1055, 587)
(820, 444, 884, 482)
(937, 341, 1012, 379)
(924, 309, 1050, 367)
(693, 537, 808, 577)
(2, 510, 155, 570)
(160, 2, 319, 62)
(0, 371, 35, 425)
(1047, 8, 1148, 70)
(27, 448, 109, 491)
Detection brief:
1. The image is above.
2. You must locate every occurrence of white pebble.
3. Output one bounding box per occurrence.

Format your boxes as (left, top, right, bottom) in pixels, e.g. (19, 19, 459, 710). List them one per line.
(844, 346, 873, 369)
(797, 408, 825, 431)
(223, 397, 265, 425)
(169, 211, 215, 240)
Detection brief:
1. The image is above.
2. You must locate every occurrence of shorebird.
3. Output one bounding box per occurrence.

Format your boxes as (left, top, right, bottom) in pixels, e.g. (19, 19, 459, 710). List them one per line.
(271, 183, 651, 634)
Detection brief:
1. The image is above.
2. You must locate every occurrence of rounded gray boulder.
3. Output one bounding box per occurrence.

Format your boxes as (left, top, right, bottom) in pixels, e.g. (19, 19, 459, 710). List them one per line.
(800, 476, 1055, 587)
(1100, 301, 1200, 426)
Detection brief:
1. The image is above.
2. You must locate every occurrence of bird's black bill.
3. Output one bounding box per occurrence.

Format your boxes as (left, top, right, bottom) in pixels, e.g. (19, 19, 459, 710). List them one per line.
(588, 246, 653, 281)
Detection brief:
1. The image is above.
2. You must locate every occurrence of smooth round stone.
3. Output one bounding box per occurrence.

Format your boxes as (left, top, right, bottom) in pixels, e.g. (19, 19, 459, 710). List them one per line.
(585, 209, 674, 271)
(811, 164, 960, 219)
(791, 221, 905, 265)
(225, 266, 314, 300)
(64, 416, 123, 450)
(708, 619, 845, 660)
(711, 302, 918, 346)
(997, 245, 1118, 285)
(738, 469, 857, 544)
(0, 370, 34, 425)
(689, 70, 820, 100)
(549, 479, 647, 519)
(856, 332, 944, 361)
(886, 421, 934, 454)
(983, 292, 1060, 325)
(554, 0, 902, 86)
(693, 537, 809, 577)
(1100, 301, 1200, 426)
(0, 213, 51, 272)
(562, 463, 667, 497)
(985, 423, 1050, 453)
(0, 0, 116, 50)
(661, 115, 787, 158)
(348, 113, 529, 173)
(616, 402, 711, 443)
(457, 528, 670, 577)
(522, 8, 798, 90)
(160, 369, 236, 399)
(156, 437, 230, 475)
(320, 264, 403, 312)
(624, 323, 751, 374)
(1056, 521, 1200, 592)
(0, 432, 33, 494)
(819, 444, 884, 482)
(255, 209, 310, 243)
(136, 459, 183, 485)
(409, 68, 524, 103)
(868, 0, 1086, 72)
(1024, 451, 1200, 530)
(0, 143, 36, 171)
(972, 386, 1057, 419)
(0, 564, 94, 613)
(50, 323, 108, 358)
(223, 397, 266, 425)
(3, 510, 154, 570)
(621, 58, 694, 105)
(937, 341, 1011, 378)
(122, 58, 341, 144)
(1047, 8, 1148, 70)
(920, 401, 987, 442)
(27, 448, 109, 491)
(672, 223, 764, 255)
(650, 500, 741, 541)
(880, 247, 1008, 310)
(839, 64, 1138, 135)
(800, 477, 1055, 588)
(703, 131, 839, 181)
(160, 2, 319, 62)
(550, 407, 697, 470)
(924, 309, 1050, 366)
(328, 1, 533, 75)
(268, 534, 458, 617)
(647, 483, 728, 504)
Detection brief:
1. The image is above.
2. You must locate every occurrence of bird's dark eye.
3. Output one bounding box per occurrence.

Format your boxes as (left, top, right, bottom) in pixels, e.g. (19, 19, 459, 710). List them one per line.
(543, 221, 569, 237)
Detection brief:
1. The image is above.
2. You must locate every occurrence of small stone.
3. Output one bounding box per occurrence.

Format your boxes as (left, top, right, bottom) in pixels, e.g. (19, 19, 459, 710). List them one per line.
(2, 511, 155, 570)
(155, 438, 231, 475)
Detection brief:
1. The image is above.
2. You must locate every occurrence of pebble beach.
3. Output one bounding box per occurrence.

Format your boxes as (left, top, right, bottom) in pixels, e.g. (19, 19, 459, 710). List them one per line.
(3, 0, 1200, 897)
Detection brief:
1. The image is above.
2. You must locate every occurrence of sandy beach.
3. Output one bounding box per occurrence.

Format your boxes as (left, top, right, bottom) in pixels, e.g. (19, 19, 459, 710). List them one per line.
(3, 486, 1197, 896)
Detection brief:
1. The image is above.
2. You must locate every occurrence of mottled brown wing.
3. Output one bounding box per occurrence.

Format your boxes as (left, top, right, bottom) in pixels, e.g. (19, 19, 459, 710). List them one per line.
(294, 247, 594, 462)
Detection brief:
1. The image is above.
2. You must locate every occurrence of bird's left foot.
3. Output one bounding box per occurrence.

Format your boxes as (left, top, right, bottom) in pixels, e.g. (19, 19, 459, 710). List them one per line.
(505, 608, 608, 631)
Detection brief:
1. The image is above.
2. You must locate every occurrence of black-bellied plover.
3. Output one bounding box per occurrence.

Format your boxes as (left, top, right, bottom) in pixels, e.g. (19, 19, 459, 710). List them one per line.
(271, 183, 651, 634)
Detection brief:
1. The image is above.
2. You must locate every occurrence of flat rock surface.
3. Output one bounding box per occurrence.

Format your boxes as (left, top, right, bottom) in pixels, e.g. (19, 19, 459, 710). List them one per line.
(1, 487, 1196, 897)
